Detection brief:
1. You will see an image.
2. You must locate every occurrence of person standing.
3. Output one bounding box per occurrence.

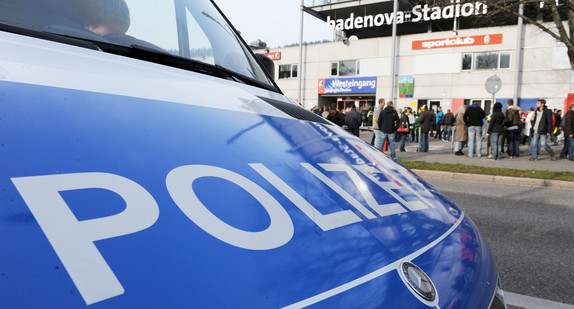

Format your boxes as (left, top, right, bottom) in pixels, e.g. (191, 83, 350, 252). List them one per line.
(529, 99, 556, 161)
(416, 105, 433, 152)
(454, 105, 468, 155)
(407, 108, 415, 142)
(395, 107, 403, 143)
(435, 106, 444, 140)
(327, 106, 344, 127)
(398, 109, 411, 152)
(552, 109, 562, 145)
(430, 109, 437, 138)
(524, 107, 536, 154)
(441, 109, 455, 141)
(373, 99, 386, 151)
(344, 104, 361, 137)
(377, 101, 400, 159)
(505, 100, 521, 158)
(360, 107, 368, 127)
(464, 103, 486, 157)
(367, 107, 374, 127)
(321, 106, 330, 118)
(559, 104, 574, 160)
(311, 105, 319, 115)
(488, 102, 506, 160)
(518, 107, 526, 144)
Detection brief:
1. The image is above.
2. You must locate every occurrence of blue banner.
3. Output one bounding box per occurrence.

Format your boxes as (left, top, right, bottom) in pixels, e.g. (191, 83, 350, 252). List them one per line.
(318, 77, 377, 94)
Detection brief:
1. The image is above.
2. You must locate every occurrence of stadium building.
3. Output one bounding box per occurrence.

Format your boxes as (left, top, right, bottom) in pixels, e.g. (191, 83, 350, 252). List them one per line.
(259, 0, 574, 114)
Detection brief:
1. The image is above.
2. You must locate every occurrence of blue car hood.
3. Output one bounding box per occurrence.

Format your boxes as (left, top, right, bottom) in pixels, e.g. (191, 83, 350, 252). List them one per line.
(0, 79, 497, 308)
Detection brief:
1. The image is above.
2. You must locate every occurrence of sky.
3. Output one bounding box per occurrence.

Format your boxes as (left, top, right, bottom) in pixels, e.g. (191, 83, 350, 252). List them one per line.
(213, 0, 333, 48)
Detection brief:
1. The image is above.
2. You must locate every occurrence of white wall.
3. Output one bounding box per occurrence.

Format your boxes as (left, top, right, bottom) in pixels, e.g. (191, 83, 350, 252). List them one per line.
(268, 23, 573, 111)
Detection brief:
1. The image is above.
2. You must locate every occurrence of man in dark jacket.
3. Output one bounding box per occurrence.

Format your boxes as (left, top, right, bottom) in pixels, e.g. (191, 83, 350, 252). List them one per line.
(416, 105, 433, 152)
(327, 106, 344, 127)
(376, 101, 400, 160)
(559, 103, 574, 160)
(345, 105, 361, 137)
(441, 109, 455, 141)
(463, 103, 486, 157)
(505, 100, 521, 158)
(487, 102, 506, 160)
(529, 99, 556, 161)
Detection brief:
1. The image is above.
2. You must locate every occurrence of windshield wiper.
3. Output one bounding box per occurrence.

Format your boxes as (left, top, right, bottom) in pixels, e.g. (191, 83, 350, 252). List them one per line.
(214, 64, 259, 85)
(0, 23, 102, 51)
(105, 43, 241, 82)
(113, 43, 279, 92)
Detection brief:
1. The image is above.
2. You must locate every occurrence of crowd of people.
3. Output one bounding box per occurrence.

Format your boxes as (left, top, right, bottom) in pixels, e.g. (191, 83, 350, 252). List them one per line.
(310, 99, 574, 162)
(451, 99, 574, 162)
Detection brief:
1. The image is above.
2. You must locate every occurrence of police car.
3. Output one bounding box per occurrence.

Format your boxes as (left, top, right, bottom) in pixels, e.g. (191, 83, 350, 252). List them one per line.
(0, 0, 506, 308)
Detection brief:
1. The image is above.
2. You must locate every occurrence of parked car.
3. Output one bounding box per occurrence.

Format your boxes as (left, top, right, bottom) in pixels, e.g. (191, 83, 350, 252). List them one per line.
(0, 0, 506, 308)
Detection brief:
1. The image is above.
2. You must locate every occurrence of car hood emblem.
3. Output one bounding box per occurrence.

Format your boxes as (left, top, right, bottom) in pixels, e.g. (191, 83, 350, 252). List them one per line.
(400, 262, 437, 302)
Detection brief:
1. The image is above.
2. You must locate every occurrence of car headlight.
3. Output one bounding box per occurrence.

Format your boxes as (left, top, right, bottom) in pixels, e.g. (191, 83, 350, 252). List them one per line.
(489, 278, 507, 309)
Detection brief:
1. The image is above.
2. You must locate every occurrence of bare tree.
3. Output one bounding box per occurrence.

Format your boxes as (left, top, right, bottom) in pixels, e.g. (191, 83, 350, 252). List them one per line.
(413, 0, 574, 69)
(483, 0, 574, 69)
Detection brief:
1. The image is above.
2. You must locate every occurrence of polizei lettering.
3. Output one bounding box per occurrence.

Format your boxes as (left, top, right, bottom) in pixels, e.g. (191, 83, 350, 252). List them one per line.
(327, 1, 487, 31)
(11, 163, 437, 305)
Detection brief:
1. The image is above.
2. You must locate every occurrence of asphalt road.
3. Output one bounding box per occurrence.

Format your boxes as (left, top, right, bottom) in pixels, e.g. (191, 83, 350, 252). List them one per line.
(424, 177, 574, 307)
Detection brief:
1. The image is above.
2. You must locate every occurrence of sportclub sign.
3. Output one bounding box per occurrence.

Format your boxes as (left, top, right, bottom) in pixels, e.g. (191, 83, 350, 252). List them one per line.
(412, 34, 503, 50)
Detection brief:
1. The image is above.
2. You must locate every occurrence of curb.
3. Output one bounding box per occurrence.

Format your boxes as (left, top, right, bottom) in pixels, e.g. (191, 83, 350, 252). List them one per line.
(411, 169, 574, 189)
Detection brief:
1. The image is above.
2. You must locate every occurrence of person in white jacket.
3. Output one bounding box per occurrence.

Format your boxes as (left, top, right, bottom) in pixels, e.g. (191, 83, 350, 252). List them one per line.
(524, 107, 536, 155)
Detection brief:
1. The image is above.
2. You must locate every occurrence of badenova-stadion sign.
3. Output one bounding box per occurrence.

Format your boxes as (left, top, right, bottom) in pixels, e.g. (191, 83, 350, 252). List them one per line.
(327, 1, 488, 31)
(318, 77, 377, 94)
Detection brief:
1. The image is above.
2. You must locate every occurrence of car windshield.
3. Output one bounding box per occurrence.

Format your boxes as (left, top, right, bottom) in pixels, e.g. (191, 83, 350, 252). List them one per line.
(0, 0, 274, 88)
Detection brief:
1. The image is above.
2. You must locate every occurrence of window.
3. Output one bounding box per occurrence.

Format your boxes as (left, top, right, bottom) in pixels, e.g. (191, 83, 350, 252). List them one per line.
(0, 0, 273, 85)
(278, 64, 298, 79)
(461, 51, 511, 71)
(475, 52, 498, 70)
(331, 60, 359, 76)
(338, 60, 357, 76)
(331, 62, 338, 75)
(499, 52, 511, 69)
(462, 54, 472, 71)
(465, 99, 492, 113)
